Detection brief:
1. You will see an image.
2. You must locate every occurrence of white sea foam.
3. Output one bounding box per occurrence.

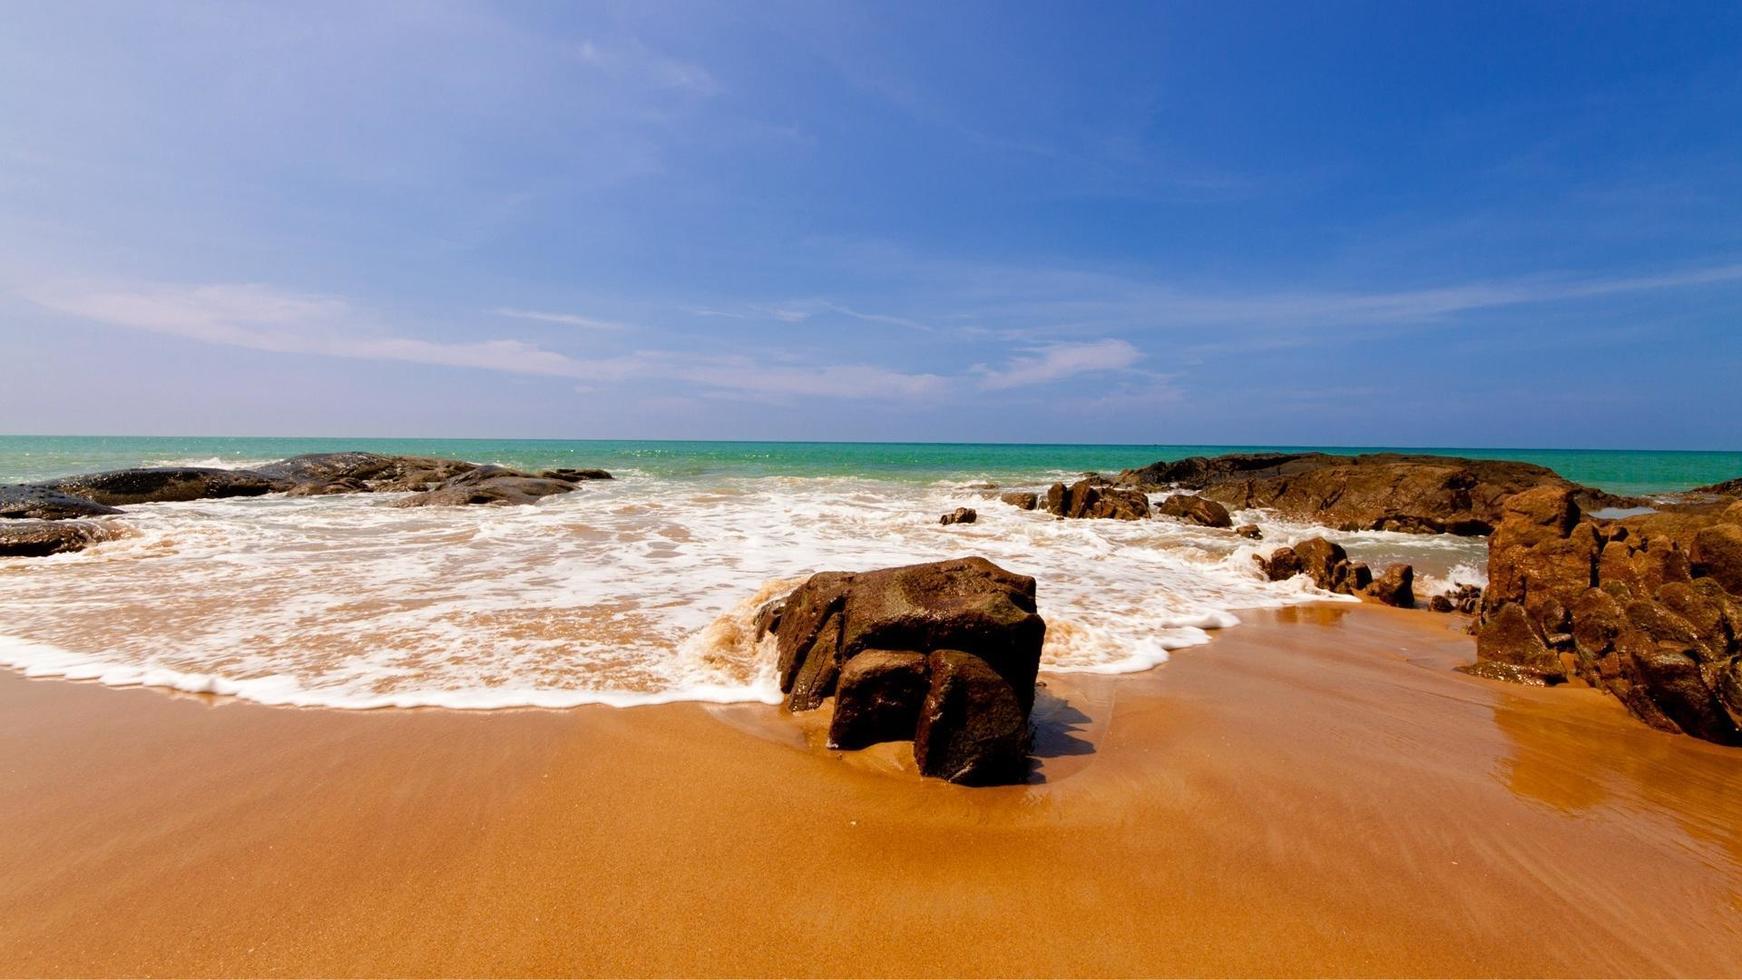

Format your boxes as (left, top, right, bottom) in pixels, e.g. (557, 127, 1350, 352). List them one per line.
(0, 476, 1450, 710)
(144, 456, 278, 470)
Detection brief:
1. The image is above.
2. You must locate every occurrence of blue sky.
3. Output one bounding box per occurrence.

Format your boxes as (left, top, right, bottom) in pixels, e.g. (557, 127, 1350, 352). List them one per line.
(2, 1, 1739, 447)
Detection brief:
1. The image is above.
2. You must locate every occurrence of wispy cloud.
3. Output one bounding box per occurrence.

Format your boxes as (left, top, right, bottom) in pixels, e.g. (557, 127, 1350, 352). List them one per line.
(493, 307, 630, 331)
(573, 37, 719, 96)
(22, 279, 946, 402)
(973, 339, 1142, 390)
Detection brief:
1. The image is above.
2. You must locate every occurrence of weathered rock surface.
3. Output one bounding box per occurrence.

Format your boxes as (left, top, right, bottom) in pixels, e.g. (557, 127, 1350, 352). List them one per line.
(913, 649, 1030, 784)
(1043, 479, 1150, 520)
(1429, 584, 1483, 614)
(392, 466, 582, 508)
(0, 484, 122, 520)
(42, 467, 275, 506)
(1467, 486, 1742, 745)
(1366, 564, 1415, 608)
(1115, 451, 1603, 536)
(939, 507, 977, 526)
(766, 557, 1045, 784)
(1256, 536, 1382, 597)
(1155, 493, 1232, 528)
(828, 651, 930, 750)
(254, 453, 482, 494)
(0, 520, 120, 558)
(998, 491, 1038, 511)
(1235, 523, 1262, 540)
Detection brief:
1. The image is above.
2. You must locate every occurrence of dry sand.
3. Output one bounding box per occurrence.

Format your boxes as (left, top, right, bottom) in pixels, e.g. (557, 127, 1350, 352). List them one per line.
(1, 604, 1739, 977)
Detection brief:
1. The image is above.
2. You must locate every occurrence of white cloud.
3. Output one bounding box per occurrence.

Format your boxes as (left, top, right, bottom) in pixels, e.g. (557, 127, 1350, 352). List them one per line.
(493, 307, 629, 331)
(22, 279, 946, 402)
(973, 339, 1142, 390)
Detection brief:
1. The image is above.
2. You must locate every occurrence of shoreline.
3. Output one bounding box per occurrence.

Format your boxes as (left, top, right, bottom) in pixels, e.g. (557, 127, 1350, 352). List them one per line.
(3, 604, 1738, 976)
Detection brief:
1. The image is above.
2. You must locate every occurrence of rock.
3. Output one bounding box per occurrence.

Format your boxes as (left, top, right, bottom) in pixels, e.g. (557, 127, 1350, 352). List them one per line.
(1690, 523, 1742, 595)
(1293, 537, 1352, 591)
(1255, 546, 1303, 582)
(771, 557, 1045, 785)
(1114, 451, 1605, 536)
(1470, 485, 1742, 746)
(0, 520, 119, 558)
(1366, 564, 1414, 607)
(828, 651, 931, 750)
(1042, 479, 1149, 520)
(939, 507, 977, 526)
(752, 599, 784, 642)
(1430, 595, 1454, 613)
(1433, 583, 1483, 615)
(1155, 494, 1232, 528)
(1345, 562, 1374, 592)
(254, 453, 613, 497)
(0, 484, 123, 520)
(999, 491, 1038, 511)
(540, 468, 613, 482)
(392, 466, 581, 507)
(1691, 476, 1742, 496)
(1467, 603, 1564, 684)
(1234, 523, 1262, 540)
(912, 650, 1031, 785)
(42, 467, 274, 506)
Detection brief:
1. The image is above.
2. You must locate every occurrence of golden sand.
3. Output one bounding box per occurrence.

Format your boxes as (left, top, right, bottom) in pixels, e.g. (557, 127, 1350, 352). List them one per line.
(1, 605, 1738, 977)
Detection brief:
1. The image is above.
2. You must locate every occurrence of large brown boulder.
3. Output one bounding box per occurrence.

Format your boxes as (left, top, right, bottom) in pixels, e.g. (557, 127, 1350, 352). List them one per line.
(1042, 479, 1149, 520)
(1115, 451, 1597, 536)
(767, 557, 1045, 785)
(41, 467, 274, 506)
(913, 650, 1031, 785)
(1155, 493, 1232, 528)
(1366, 564, 1415, 608)
(0, 484, 123, 520)
(1470, 489, 1742, 745)
(998, 491, 1038, 511)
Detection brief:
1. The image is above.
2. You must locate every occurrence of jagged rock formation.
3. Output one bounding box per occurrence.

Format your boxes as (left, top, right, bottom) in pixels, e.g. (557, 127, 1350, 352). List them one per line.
(939, 507, 977, 525)
(1466, 486, 1742, 745)
(1115, 452, 1606, 536)
(1155, 493, 1232, 528)
(764, 556, 1045, 785)
(1042, 479, 1149, 520)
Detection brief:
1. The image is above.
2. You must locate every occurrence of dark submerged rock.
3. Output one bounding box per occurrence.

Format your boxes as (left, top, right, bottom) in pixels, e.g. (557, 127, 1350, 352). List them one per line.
(0, 484, 123, 520)
(42, 467, 274, 506)
(1235, 523, 1263, 540)
(392, 466, 581, 508)
(939, 507, 977, 526)
(0, 520, 119, 558)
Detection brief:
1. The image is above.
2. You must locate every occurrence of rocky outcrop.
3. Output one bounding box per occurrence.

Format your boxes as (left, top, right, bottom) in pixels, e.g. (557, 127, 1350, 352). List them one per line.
(939, 507, 977, 526)
(1466, 486, 1742, 745)
(765, 557, 1045, 785)
(1429, 584, 1483, 614)
(254, 453, 483, 494)
(1366, 564, 1415, 608)
(1042, 479, 1149, 520)
(391, 466, 584, 508)
(0, 520, 120, 558)
(1155, 493, 1232, 528)
(1255, 537, 1374, 596)
(42, 467, 275, 506)
(0, 484, 122, 520)
(999, 491, 1038, 511)
(1116, 452, 1600, 536)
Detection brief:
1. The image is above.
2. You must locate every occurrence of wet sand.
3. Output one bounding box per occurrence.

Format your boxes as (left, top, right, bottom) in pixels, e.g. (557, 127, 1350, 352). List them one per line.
(1, 604, 1739, 977)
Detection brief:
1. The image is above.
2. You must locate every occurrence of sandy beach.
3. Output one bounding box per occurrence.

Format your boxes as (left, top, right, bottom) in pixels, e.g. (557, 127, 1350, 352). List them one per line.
(2, 603, 1737, 977)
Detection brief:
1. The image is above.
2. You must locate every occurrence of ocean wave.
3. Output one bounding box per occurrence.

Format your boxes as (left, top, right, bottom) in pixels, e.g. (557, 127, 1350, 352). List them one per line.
(0, 477, 1430, 710)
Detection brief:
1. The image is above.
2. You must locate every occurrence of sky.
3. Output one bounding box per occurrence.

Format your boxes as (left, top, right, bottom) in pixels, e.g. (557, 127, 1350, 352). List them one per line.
(1, 1, 1740, 448)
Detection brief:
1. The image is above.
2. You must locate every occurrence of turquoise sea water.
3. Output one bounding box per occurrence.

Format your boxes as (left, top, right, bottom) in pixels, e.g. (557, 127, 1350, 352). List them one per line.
(0, 435, 1737, 495)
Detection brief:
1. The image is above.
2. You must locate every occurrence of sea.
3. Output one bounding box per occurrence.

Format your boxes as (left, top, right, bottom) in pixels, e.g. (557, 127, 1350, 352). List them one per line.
(2, 436, 1737, 711)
